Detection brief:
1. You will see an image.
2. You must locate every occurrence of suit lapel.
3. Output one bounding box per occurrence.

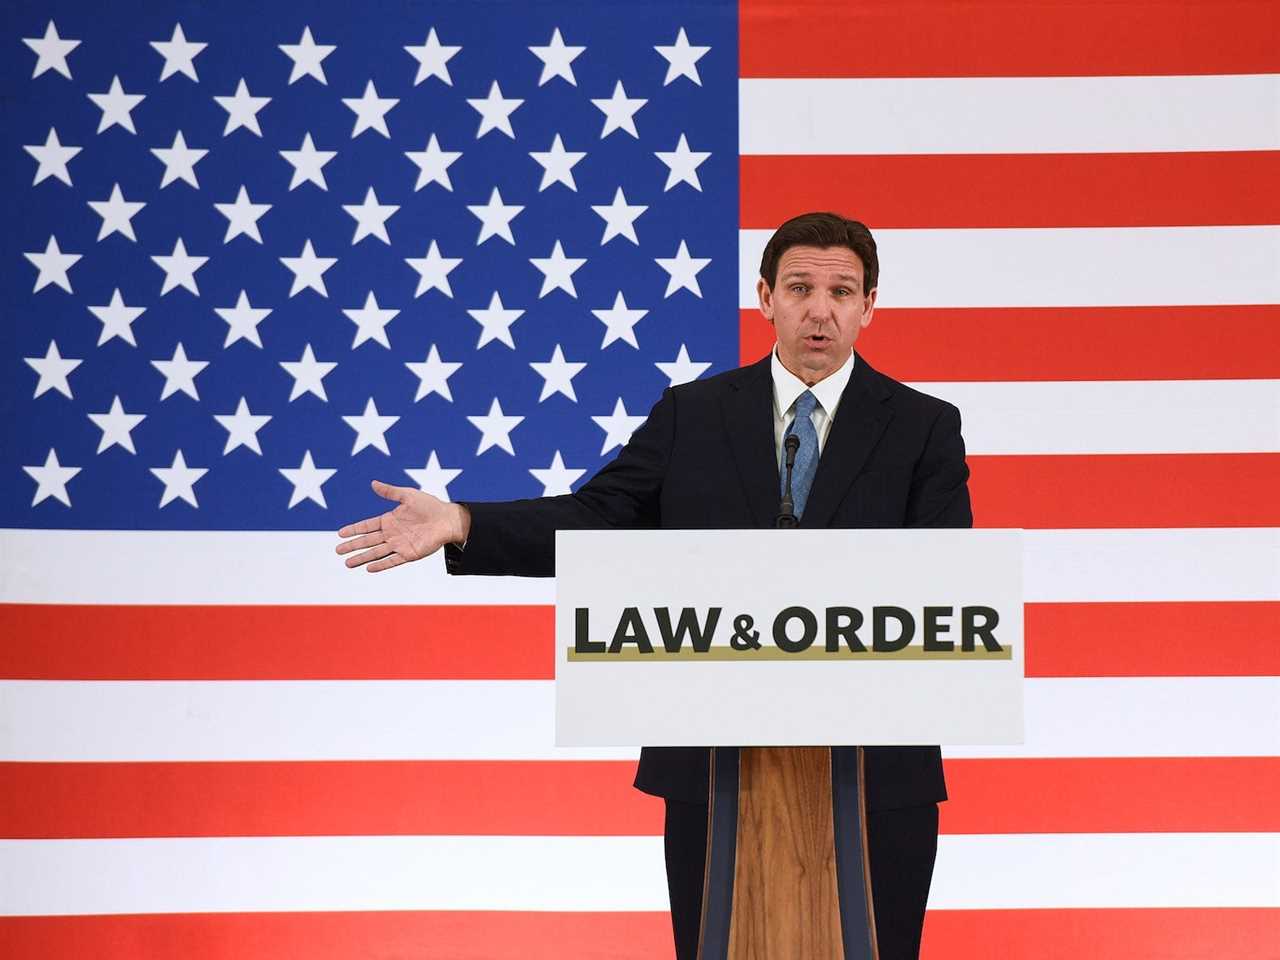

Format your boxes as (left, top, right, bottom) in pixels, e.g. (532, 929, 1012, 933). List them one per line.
(800, 352, 894, 528)
(721, 357, 780, 528)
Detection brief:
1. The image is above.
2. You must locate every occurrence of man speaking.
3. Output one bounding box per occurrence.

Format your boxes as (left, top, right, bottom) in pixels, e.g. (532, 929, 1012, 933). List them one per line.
(337, 211, 972, 960)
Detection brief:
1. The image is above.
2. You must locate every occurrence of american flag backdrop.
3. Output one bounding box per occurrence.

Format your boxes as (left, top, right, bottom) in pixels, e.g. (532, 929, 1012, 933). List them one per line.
(2, 0, 1278, 957)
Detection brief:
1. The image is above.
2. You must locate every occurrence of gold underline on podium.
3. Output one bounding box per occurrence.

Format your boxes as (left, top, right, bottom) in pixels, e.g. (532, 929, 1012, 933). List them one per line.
(566, 646, 1014, 662)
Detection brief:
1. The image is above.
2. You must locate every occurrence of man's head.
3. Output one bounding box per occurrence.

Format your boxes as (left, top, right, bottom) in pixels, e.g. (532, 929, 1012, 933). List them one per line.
(757, 212, 878, 386)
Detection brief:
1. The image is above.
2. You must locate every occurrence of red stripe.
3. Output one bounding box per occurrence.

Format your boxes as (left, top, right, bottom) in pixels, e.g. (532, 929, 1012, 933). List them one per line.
(1026, 602, 1280, 678)
(741, 153, 1280, 229)
(739, 306, 1280, 380)
(970, 454, 1280, 529)
(3, 757, 1275, 839)
(922, 908, 1280, 960)
(2, 909, 1276, 960)
(4, 601, 1275, 679)
(739, 0, 1280, 77)
(0, 604, 553, 679)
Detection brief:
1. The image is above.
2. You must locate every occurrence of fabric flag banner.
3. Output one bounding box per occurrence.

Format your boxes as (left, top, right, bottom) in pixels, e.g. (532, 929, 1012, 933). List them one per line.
(2, 1, 1278, 958)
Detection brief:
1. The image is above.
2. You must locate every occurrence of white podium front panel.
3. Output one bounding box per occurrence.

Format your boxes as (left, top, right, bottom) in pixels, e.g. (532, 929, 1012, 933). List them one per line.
(555, 529, 1023, 747)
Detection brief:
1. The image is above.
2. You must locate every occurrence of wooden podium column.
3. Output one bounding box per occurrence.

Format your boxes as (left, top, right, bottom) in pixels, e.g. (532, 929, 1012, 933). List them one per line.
(697, 747, 879, 960)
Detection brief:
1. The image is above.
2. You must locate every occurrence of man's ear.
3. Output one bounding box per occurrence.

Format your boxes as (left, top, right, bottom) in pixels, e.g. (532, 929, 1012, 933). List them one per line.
(861, 287, 877, 329)
(757, 277, 775, 323)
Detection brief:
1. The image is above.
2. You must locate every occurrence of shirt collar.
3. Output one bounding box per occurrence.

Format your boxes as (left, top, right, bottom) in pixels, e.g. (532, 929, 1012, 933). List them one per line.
(771, 348, 856, 419)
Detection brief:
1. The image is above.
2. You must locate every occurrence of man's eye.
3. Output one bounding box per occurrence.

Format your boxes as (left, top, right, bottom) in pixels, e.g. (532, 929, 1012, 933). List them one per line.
(791, 284, 807, 294)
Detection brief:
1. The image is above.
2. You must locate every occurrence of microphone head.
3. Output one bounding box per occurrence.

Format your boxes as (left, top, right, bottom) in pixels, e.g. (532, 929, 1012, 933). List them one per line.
(784, 434, 800, 453)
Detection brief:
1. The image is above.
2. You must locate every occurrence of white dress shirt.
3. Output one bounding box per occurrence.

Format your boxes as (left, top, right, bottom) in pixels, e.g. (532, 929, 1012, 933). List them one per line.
(771, 348, 856, 464)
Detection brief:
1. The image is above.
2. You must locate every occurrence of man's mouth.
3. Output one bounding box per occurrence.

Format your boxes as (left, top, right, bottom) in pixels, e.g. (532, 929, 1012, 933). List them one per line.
(804, 334, 831, 346)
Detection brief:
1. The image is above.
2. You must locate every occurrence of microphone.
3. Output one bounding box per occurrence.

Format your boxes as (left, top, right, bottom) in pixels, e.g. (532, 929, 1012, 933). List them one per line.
(776, 433, 801, 529)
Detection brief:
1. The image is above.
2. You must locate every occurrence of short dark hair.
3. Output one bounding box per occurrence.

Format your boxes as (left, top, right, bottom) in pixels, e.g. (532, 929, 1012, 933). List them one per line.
(759, 212, 878, 294)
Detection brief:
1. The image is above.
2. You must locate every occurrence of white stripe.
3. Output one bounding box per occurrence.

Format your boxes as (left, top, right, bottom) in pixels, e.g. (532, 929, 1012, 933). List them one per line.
(2, 832, 1274, 915)
(740, 226, 1280, 308)
(3, 677, 1275, 761)
(740, 75, 1280, 155)
(913, 379, 1280, 455)
(3, 528, 1277, 604)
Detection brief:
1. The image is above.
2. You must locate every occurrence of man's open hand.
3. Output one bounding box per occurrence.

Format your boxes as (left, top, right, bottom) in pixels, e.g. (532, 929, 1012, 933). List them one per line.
(336, 480, 470, 573)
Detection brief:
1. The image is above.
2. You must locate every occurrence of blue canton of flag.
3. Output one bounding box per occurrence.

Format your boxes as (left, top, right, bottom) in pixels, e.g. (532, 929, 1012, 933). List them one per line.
(3, 0, 739, 529)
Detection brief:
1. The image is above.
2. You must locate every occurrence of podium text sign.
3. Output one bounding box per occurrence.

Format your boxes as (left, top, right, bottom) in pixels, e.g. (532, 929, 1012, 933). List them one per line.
(556, 528, 1024, 748)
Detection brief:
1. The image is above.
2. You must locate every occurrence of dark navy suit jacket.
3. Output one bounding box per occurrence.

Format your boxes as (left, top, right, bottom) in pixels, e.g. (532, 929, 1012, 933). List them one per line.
(446, 350, 973, 810)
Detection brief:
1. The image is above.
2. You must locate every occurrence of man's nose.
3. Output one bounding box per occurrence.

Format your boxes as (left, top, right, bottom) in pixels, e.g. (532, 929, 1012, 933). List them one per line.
(808, 291, 838, 321)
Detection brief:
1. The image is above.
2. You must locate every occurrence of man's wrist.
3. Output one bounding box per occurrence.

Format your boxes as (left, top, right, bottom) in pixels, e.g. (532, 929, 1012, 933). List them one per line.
(452, 503, 471, 546)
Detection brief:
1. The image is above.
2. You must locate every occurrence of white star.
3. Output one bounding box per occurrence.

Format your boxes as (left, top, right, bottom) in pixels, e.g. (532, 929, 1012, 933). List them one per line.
(467, 80, 522, 139)
(466, 291, 524, 349)
(343, 186, 399, 244)
(656, 240, 711, 298)
(24, 128, 81, 186)
(24, 235, 81, 293)
(280, 239, 337, 297)
(152, 237, 208, 296)
(591, 81, 646, 139)
(656, 344, 712, 386)
(593, 398, 649, 455)
(214, 290, 273, 348)
(343, 80, 397, 138)
(151, 450, 208, 508)
(591, 291, 649, 349)
(279, 26, 334, 85)
(343, 397, 400, 455)
(25, 340, 81, 398)
(280, 133, 336, 190)
(23, 21, 80, 80)
(530, 345, 586, 401)
(467, 398, 524, 455)
(406, 345, 462, 402)
(88, 396, 146, 454)
(152, 342, 208, 400)
(405, 28, 460, 85)
(214, 78, 271, 136)
(280, 344, 337, 401)
(214, 397, 272, 454)
(405, 134, 461, 191)
(342, 291, 400, 349)
(214, 185, 271, 243)
(151, 23, 206, 82)
(405, 451, 461, 500)
(656, 134, 711, 191)
(529, 28, 584, 86)
(529, 240, 586, 298)
(87, 289, 146, 346)
(23, 449, 81, 507)
(530, 451, 586, 496)
(591, 186, 647, 245)
(529, 134, 585, 192)
(467, 187, 523, 245)
(655, 28, 710, 86)
(150, 130, 208, 188)
(280, 451, 336, 508)
(87, 76, 145, 134)
(405, 240, 462, 298)
(87, 183, 146, 241)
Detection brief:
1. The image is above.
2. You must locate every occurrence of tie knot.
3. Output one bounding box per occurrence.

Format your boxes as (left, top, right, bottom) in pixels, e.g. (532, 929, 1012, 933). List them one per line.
(794, 390, 818, 419)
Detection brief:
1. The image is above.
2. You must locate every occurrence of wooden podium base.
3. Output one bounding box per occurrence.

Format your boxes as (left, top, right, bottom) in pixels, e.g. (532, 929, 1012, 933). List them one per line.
(697, 747, 879, 960)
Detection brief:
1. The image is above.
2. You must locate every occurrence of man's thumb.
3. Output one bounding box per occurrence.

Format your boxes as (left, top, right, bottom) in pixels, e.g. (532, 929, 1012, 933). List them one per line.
(371, 479, 403, 502)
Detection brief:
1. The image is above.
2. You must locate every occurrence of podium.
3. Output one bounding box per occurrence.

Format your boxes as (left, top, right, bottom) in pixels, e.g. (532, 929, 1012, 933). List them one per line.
(555, 529, 1024, 959)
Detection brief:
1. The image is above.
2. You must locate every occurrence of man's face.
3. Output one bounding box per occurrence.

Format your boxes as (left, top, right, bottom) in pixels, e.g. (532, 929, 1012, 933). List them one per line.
(757, 244, 876, 386)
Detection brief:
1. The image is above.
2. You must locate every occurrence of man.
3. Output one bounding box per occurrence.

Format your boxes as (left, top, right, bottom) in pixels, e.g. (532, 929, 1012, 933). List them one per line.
(337, 212, 972, 959)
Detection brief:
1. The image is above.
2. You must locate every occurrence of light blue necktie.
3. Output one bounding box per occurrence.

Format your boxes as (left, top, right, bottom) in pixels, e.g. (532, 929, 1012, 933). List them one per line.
(781, 390, 819, 518)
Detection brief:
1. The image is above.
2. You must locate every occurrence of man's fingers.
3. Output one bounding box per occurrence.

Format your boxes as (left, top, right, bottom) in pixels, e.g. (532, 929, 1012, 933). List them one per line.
(343, 543, 396, 568)
(337, 515, 382, 540)
(335, 529, 386, 555)
(367, 553, 408, 574)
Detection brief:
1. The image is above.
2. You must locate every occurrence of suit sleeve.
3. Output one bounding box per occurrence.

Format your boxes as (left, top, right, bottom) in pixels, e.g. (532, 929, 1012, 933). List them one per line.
(904, 402, 973, 529)
(445, 387, 676, 577)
